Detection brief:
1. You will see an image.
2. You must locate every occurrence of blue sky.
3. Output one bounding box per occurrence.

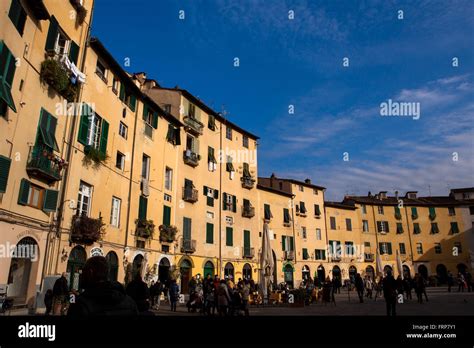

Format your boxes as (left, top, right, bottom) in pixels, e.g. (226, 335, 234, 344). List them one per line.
(92, 0, 474, 200)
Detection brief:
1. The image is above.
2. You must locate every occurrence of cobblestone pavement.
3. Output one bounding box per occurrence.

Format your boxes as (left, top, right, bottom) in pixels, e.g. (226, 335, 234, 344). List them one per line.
(5, 287, 474, 316)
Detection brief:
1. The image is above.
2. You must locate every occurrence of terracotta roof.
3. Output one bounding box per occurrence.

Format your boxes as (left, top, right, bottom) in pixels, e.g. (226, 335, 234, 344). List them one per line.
(324, 201, 357, 210)
(256, 184, 294, 198)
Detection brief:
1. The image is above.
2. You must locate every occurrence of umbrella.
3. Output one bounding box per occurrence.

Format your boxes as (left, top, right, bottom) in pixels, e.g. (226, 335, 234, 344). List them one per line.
(396, 250, 403, 279)
(376, 251, 383, 275)
(259, 222, 274, 300)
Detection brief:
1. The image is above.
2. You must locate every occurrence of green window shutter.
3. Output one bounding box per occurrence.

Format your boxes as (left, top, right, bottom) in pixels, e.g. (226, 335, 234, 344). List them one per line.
(303, 248, 308, 259)
(152, 111, 158, 129)
(226, 227, 233, 246)
(387, 243, 393, 255)
(183, 217, 191, 240)
(232, 195, 237, 212)
(222, 193, 227, 210)
(451, 222, 459, 234)
(207, 196, 214, 207)
(142, 103, 148, 121)
(119, 82, 125, 101)
(0, 155, 12, 193)
(163, 205, 171, 226)
(17, 178, 30, 205)
(214, 189, 219, 199)
(411, 207, 418, 218)
(138, 195, 147, 220)
(283, 208, 290, 223)
(166, 124, 174, 142)
(394, 206, 401, 219)
(429, 207, 436, 219)
(45, 16, 59, 52)
(203, 186, 208, 195)
(9, 0, 27, 36)
(289, 236, 294, 251)
(206, 223, 214, 244)
(68, 40, 79, 65)
(78, 104, 91, 145)
(42, 189, 59, 213)
(281, 235, 286, 251)
(315, 204, 321, 216)
(174, 127, 181, 145)
(244, 230, 250, 248)
(264, 204, 272, 220)
(0, 42, 17, 112)
(129, 94, 136, 111)
(99, 119, 109, 156)
(396, 223, 403, 234)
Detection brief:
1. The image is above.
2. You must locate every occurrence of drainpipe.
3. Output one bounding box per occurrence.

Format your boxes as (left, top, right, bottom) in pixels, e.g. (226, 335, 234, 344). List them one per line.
(322, 191, 330, 272)
(218, 117, 223, 278)
(290, 194, 297, 264)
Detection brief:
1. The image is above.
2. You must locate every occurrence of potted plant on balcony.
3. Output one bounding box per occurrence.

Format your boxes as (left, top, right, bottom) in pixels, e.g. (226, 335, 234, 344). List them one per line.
(159, 225, 178, 243)
(135, 219, 155, 239)
(71, 215, 105, 246)
(70, 0, 88, 25)
(82, 145, 108, 168)
(40, 59, 78, 102)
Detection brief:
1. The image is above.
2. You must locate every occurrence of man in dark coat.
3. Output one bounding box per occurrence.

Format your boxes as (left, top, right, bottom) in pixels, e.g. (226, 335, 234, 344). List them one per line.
(126, 273, 152, 315)
(354, 273, 364, 303)
(52, 272, 69, 315)
(67, 256, 138, 316)
(383, 271, 398, 316)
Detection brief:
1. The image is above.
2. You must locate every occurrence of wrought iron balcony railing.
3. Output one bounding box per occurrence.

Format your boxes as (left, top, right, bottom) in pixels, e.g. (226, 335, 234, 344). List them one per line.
(284, 250, 295, 260)
(183, 116, 204, 135)
(183, 150, 200, 167)
(241, 176, 255, 189)
(181, 239, 196, 253)
(242, 247, 255, 258)
(242, 206, 255, 218)
(26, 146, 64, 183)
(183, 187, 198, 203)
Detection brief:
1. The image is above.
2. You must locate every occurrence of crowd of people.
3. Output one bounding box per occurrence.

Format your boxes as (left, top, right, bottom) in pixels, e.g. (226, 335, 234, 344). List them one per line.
(45, 256, 473, 317)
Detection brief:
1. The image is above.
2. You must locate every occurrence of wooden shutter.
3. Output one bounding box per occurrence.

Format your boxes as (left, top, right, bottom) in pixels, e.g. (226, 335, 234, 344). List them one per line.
(222, 193, 228, 210)
(183, 217, 191, 240)
(163, 205, 171, 226)
(244, 230, 250, 248)
(0, 155, 12, 193)
(68, 40, 79, 65)
(142, 103, 148, 121)
(387, 243, 393, 255)
(99, 119, 109, 156)
(214, 189, 219, 199)
(138, 195, 147, 220)
(232, 195, 236, 212)
(45, 16, 59, 52)
(206, 223, 213, 244)
(42, 189, 59, 213)
(119, 82, 125, 101)
(174, 127, 181, 145)
(289, 236, 294, 251)
(129, 94, 136, 111)
(281, 235, 286, 251)
(152, 111, 158, 129)
(17, 178, 30, 205)
(226, 227, 233, 246)
(78, 104, 91, 145)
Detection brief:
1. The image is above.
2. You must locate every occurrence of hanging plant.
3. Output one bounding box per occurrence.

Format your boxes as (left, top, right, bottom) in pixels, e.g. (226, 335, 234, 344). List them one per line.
(82, 145, 107, 168)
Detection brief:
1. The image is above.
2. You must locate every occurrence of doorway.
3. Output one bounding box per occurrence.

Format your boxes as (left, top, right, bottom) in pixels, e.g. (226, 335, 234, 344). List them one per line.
(317, 265, 325, 283)
(224, 262, 234, 280)
(158, 258, 171, 283)
(243, 263, 252, 280)
(180, 259, 192, 294)
(284, 264, 294, 288)
(203, 261, 214, 278)
(418, 265, 428, 279)
(436, 264, 448, 284)
(105, 251, 118, 282)
(66, 246, 87, 290)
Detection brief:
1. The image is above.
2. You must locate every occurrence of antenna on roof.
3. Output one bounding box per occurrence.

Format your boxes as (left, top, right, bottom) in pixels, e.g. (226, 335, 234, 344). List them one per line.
(428, 185, 432, 196)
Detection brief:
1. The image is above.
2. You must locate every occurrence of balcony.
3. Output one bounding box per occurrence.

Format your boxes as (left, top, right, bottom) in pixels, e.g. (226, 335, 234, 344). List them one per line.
(183, 187, 198, 203)
(183, 150, 200, 167)
(183, 116, 204, 135)
(181, 239, 196, 253)
(242, 247, 255, 258)
(242, 206, 255, 218)
(40, 55, 84, 102)
(330, 254, 341, 262)
(284, 250, 295, 260)
(241, 176, 255, 189)
(364, 253, 374, 262)
(70, 214, 104, 246)
(135, 219, 155, 239)
(26, 146, 65, 184)
(283, 221, 292, 227)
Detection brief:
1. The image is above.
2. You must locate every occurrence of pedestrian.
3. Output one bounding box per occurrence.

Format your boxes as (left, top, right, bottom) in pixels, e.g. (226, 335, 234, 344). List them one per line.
(169, 279, 179, 312)
(403, 276, 412, 300)
(188, 276, 197, 295)
(67, 256, 138, 316)
(217, 280, 231, 316)
(241, 279, 250, 316)
(150, 280, 163, 310)
(447, 271, 454, 292)
(365, 276, 374, 299)
(44, 289, 53, 315)
(52, 272, 69, 315)
(322, 276, 335, 306)
(414, 273, 424, 303)
(396, 275, 404, 299)
(457, 273, 465, 292)
(126, 273, 153, 315)
(354, 273, 364, 303)
(422, 277, 429, 302)
(383, 271, 397, 316)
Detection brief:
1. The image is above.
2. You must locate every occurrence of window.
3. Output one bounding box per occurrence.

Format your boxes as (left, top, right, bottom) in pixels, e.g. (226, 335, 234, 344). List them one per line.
(163, 104, 172, 114)
(206, 211, 214, 219)
(394, 206, 402, 219)
(165, 167, 173, 191)
(143, 104, 158, 133)
(302, 248, 309, 260)
(222, 193, 236, 212)
(264, 204, 272, 221)
(112, 76, 119, 94)
(183, 217, 192, 241)
(77, 181, 92, 216)
(0, 155, 12, 193)
(225, 216, 233, 225)
(376, 221, 389, 233)
(118, 122, 128, 139)
(208, 114, 216, 130)
(138, 195, 148, 220)
(316, 228, 321, 240)
(243, 135, 249, 148)
(17, 179, 58, 212)
(454, 242, 462, 253)
(345, 242, 354, 256)
(95, 59, 107, 82)
(450, 222, 459, 234)
(78, 105, 109, 156)
(110, 197, 121, 227)
(313, 189, 318, 195)
(379, 242, 392, 255)
(399, 243, 406, 255)
(44, 16, 79, 64)
(396, 222, 403, 234)
(416, 243, 423, 255)
(141, 154, 150, 180)
(204, 186, 218, 206)
(413, 223, 421, 234)
(162, 205, 171, 226)
(411, 207, 418, 219)
(430, 222, 439, 234)
(226, 126, 232, 140)
(0, 41, 17, 114)
(434, 243, 442, 254)
(315, 249, 326, 260)
(164, 194, 172, 202)
(9, 0, 27, 36)
(282, 236, 294, 251)
(226, 155, 235, 173)
(119, 83, 136, 111)
(362, 220, 369, 232)
(346, 218, 352, 231)
(115, 151, 125, 170)
(299, 201, 307, 215)
(206, 223, 214, 244)
(330, 216, 336, 230)
(208, 146, 217, 171)
(448, 207, 456, 216)
(328, 240, 341, 257)
(429, 207, 436, 220)
(377, 206, 384, 214)
(361, 204, 367, 214)
(166, 124, 181, 145)
(314, 204, 321, 217)
(26, 184, 43, 209)
(302, 227, 307, 239)
(299, 185, 304, 192)
(226, 227, 233, 246)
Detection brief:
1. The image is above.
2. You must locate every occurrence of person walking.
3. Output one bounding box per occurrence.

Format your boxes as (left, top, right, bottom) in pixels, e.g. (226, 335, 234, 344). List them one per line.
(126, 274, 152, 314)
(458, 273, 466, 292)
(44, 289, 53, 315)
(447, 271, 454, 293)
(396, 275, 404, 299)
(67, 256, 138, 316)
(52, 272, 69, 315)
(354, 273, 364, 303)
(383, 271, 397, 316)
(169, 279, 179, 312)
(365, 276, 374, 299)
(414, 274, 424, 303)
(217, 280, 231, 316)
(241, 279, 250, 316)
(403, 276, 412, 300)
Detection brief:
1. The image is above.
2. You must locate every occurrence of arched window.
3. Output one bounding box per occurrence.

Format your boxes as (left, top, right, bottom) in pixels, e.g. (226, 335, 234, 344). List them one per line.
(105, 251, 118, 282)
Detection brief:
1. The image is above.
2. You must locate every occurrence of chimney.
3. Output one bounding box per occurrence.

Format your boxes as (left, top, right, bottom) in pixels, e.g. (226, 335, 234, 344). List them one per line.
(378, 191, 387, 199)
(270, 173, 276, 187)
(394, 190, 399, 199)
(406, 191, 417, 199)
(305, 178, 311, 184)
(368, 191, 372, 197)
